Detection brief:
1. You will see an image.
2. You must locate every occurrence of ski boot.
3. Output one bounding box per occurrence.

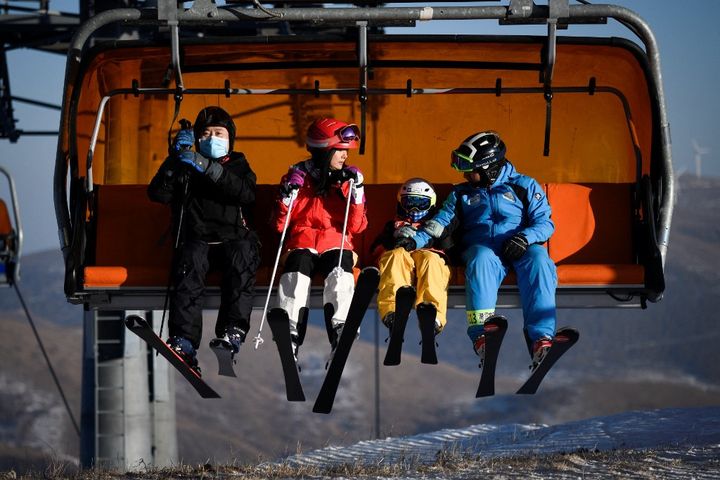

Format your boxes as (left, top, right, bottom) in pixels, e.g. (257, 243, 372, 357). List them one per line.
(530, 337, 553, 371)
(473, 335, 487, 369)
(326, 324, 345, 369)
(382, 312, 395, 331)
(290, 333, 301, 368)
(223, 326, 247, 355)
(472, 320, 502, 369)
(211, 325, 247, 357)
(167, 336, 201, 375)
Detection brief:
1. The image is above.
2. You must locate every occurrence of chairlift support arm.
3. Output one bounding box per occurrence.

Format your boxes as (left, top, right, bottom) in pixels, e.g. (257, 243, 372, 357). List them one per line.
(358, 21, 368, 155)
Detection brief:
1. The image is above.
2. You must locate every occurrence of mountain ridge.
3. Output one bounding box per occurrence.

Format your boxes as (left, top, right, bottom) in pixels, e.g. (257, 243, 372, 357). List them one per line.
(1, 174, 718, 469)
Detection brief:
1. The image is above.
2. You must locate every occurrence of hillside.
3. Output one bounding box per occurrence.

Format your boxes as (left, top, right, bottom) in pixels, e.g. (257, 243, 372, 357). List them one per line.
(1, 174, 719, 470)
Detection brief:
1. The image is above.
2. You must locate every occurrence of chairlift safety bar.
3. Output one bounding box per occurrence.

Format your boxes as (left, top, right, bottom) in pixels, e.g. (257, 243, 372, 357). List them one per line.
(84, 81, 641, 192)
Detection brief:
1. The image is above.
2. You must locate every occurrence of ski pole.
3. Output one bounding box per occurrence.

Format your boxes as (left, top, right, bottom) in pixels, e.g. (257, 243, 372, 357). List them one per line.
(254, 188, 298, 349)
(336, 178, 355, 270)
(159, 118, 193, 341)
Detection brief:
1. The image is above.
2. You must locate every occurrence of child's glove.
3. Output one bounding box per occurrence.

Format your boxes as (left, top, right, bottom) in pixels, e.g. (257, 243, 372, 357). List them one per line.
(393, 225, 417, 239)
(394, 237, 417, 252)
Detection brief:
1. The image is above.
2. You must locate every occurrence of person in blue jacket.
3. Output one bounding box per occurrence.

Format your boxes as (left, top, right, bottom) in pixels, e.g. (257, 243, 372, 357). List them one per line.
(408, 131, 557, 369)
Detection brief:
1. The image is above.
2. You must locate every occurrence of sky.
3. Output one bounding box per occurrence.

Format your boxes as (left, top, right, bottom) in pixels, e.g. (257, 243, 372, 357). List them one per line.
(1, 0, 718, 255)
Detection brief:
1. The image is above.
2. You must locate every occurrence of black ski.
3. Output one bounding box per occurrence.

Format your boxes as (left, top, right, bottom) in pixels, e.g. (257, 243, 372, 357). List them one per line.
(475, 315, 508, 398)
(125, 315, 220, 399)
(208, 338, 236, 377)
(383, 285, 416, 366)
(417, 302, 438, 364)
(516, 327, 579, 395)
(267, 307, 305, 402)
(313, 267, 380, 414)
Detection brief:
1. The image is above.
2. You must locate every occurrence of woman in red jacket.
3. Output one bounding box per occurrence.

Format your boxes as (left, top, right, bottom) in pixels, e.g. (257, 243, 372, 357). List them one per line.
(274, 118, 368, 362)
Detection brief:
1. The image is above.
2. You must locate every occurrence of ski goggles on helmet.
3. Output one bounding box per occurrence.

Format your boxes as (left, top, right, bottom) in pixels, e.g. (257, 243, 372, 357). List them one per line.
(450, 150, 478, 172)
(400, 194, 432, 212)
(336, 124, 360, 143)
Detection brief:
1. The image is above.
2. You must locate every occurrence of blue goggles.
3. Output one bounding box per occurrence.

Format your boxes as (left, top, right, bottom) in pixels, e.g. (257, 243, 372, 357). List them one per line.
(400, 194, 432, 212)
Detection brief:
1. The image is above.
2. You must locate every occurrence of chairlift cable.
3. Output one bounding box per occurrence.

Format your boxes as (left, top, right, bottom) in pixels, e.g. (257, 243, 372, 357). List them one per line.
(12, 282, 80, 437)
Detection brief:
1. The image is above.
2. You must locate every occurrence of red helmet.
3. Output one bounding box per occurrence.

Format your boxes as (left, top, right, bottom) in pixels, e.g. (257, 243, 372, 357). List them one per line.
(306, 118, 360, 151)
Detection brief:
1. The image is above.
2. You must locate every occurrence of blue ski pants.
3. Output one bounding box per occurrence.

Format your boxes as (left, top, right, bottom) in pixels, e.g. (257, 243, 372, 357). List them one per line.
(462, 244, 557, 343)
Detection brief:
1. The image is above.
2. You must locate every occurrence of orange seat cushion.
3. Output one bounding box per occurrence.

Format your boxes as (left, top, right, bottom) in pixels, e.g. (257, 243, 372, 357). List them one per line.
(84, 182, 644, 289)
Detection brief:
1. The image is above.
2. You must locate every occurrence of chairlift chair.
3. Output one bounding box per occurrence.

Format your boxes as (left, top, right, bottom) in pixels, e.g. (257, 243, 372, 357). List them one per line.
(0, 166, 22, 285)
(54, 0, 673, 310)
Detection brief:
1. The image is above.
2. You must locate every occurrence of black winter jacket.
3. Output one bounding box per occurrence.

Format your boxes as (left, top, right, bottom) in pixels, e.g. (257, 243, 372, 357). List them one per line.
(147, 151, 257, 242)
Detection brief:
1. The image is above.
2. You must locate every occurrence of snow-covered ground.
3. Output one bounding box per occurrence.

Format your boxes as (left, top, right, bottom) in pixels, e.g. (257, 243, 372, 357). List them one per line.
(283, 406, 720, 469)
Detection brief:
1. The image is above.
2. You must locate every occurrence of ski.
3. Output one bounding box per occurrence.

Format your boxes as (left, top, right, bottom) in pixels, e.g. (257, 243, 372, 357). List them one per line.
(208, 338, 236, 378)
(516, 327, 579, 395)
(267, 307, 305, 402)
(475, 315, 508, 398)
(383, 285, 416, 366)
(313, 267, 380, 414)
(125, 315, 220, 399)
(417, 302, 439, 364)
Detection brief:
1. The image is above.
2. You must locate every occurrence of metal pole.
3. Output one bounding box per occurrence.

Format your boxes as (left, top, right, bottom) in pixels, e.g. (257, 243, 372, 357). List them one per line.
(374, 309, 380, 438)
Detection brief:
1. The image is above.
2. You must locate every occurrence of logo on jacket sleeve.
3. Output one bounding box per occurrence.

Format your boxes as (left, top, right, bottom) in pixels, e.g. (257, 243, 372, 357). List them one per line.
(502, 191, 515, 202)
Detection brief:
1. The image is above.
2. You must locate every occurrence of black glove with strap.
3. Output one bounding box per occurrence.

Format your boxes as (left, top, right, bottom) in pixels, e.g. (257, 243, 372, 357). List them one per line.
(502, 233, 528, 262)
(394, 236, 417, 252)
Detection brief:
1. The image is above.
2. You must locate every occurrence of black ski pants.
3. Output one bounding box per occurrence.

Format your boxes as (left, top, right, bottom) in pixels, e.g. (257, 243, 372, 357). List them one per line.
(169, 237, 260, 349)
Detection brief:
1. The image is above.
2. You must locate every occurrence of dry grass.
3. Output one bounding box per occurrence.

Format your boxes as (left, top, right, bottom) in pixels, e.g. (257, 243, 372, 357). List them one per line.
(3, 444, 719, 479)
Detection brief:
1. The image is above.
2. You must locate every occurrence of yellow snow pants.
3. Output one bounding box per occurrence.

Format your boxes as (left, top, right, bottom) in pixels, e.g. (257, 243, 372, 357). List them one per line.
(377, 248, 450, 332)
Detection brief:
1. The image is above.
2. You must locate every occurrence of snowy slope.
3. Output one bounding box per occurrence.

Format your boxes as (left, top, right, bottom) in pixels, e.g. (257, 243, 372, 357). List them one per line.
(283, 407, 720, 468)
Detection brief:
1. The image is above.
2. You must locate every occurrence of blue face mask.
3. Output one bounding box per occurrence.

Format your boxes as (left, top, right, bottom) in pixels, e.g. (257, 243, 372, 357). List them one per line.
(199, 136, 229, 159)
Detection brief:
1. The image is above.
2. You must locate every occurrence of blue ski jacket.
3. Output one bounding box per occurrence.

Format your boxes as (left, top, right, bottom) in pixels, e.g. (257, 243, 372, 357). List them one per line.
(414, 161, 554, 253)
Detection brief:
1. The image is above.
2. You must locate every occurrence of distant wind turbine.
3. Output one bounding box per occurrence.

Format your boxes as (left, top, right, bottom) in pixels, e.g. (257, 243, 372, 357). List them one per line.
(691, 139, 710, 178)
(673, 166, 687, 206)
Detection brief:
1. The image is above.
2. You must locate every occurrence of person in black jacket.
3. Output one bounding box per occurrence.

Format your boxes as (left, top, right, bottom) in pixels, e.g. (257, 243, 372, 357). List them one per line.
(148, 106, 259, 374)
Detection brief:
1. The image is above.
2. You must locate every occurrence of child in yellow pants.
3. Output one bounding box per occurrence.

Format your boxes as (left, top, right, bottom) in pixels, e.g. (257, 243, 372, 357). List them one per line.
(370, 178, 453, 333)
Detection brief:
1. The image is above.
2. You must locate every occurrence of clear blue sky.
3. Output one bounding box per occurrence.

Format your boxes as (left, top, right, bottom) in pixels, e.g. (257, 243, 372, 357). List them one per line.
(1, 0, 718, 254)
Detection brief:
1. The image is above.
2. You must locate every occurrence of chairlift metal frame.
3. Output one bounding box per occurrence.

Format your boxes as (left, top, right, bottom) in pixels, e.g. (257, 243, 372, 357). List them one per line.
(54, 0, 674, 309)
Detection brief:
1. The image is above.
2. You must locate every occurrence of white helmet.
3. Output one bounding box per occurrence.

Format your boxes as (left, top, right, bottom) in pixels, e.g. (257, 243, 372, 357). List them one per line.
(397, 178, 437, 222)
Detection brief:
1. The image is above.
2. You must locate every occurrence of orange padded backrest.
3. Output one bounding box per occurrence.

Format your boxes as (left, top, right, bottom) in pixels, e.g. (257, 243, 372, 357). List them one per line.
(94, 184, 173, 268)
(547, 183, 635, 265)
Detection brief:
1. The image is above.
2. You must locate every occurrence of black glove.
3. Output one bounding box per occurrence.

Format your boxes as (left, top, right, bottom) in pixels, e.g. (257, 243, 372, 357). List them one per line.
(502, 233, 528, 262)
(394, 236, 417, 252)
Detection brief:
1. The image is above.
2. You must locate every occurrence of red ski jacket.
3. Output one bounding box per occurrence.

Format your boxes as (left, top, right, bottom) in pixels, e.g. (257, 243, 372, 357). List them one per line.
(274, 161, 368, 254)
